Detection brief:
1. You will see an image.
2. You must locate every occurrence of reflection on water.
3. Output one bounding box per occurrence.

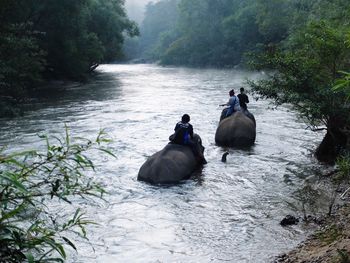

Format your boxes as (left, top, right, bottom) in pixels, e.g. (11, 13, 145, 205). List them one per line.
(0, 64, 327, 262)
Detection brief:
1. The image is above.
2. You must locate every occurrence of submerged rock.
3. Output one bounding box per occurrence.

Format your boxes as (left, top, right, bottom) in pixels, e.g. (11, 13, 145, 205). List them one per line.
(280, 215, 299, 226)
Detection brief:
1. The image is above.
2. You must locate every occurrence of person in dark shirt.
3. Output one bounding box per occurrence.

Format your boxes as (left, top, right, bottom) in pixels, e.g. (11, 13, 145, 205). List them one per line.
(171, 114, 207, 164)
(173, 114, 194, 145)
(237, 87, 249, 110)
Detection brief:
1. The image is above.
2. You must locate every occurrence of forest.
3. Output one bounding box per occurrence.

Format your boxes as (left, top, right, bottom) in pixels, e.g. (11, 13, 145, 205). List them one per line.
(133, 0, 350, 67)
(0, 0, 138, 115)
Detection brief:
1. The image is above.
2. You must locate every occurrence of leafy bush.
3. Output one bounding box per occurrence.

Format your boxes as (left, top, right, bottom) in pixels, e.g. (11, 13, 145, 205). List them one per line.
(0, 127, 115, 262)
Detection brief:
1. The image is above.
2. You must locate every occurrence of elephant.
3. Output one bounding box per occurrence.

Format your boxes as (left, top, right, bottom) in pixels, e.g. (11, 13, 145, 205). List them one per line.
(137, 134, 205, 184)
(215, 109, 256, 147)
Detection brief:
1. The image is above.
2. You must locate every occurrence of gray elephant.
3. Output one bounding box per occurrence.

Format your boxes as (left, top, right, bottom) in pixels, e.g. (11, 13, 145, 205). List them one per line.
(137, 134, 205, 184)
(215, 109, 256, 147)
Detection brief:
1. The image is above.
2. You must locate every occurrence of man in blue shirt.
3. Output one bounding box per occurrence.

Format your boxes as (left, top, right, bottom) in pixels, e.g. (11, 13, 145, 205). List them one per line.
(220, 89, 241, 117)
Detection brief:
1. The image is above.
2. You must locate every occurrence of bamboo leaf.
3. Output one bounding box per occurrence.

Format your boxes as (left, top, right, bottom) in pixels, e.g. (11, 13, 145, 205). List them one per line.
(6, 150, 37, 159)
(0, 203, 26, 223)
(64, 124, 70, 147)
(98, 148, 118, 159)
(62, 236, 77, 251)
(73, 208, 81, 222)
(0, 172, 28, 193)
(46, 239, 66, 259)
(25, 253, 35, 263)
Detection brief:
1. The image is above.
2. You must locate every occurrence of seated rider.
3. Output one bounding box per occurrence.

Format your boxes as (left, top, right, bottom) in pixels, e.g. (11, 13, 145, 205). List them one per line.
(172, 114, 194, 145)
(170, 114, 207, 164)
(220, 89, 241, 117)
(237, 87, 249, 111)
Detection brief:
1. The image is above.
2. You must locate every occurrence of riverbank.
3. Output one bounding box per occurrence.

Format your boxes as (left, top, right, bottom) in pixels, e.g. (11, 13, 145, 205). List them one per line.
(275, 202, 350, 263)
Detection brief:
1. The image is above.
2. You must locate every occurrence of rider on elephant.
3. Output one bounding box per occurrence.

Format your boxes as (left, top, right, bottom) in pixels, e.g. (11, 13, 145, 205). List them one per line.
(170, 114, 207, 164)
(237, 87, 249, 111)
(220, 89, 241, 118)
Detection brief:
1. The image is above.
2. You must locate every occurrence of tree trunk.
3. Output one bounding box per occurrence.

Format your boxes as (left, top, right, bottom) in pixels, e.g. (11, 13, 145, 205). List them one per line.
(315, 116, 348, 164)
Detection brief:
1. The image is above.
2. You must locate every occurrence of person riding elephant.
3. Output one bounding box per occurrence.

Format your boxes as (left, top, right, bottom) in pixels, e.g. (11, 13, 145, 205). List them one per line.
(220, 89, 241, 118)
(237, 87, 249, 111)
(216, 91, 256, 147)
(170, 114, 207, 164)
(138, 133, 206, 184)
(138, 114, 206, 184)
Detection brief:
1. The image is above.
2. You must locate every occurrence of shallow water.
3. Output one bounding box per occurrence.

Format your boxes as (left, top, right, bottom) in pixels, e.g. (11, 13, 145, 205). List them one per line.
(0, 64, 327, 262)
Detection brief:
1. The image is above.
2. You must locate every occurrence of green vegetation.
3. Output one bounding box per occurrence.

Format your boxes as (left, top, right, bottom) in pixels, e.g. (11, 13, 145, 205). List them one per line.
(131, 0, 291, 65)
(124, 0, 179, 62)
(336, 249, 350, 263)
(135, 0, 350, 69)
(0, 0, 138, 113)
(0, 128, 115, 262)
(336, 154, 350, 201)
(249, 20, 350, 163)
(334, 71, 350, 100)
(315, 224, 342, 245)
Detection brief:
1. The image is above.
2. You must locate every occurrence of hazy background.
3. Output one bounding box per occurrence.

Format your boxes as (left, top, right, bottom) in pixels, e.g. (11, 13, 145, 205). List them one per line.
(125, 0, 159, 24)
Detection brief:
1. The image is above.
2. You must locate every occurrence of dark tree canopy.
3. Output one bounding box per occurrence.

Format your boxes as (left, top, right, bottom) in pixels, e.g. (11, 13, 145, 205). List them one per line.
(0, 0, 138, 100)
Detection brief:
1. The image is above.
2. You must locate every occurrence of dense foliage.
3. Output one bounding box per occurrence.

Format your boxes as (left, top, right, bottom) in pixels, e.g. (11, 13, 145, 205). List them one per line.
(0, 0, 137, 102)
(133, 0, 350, 68)
(0, 128, 115, 262)
(124, 0, 179, 62)
(131, 0, 276, 65)
(248, 2, 350, 163)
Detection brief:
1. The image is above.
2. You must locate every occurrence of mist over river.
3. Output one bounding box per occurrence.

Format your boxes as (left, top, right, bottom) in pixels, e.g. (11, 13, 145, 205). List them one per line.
(0, 64, 327, 262)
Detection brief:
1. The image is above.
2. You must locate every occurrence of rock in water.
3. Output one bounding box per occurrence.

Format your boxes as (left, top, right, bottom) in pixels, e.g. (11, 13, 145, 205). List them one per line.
(280, 215, 299, 226)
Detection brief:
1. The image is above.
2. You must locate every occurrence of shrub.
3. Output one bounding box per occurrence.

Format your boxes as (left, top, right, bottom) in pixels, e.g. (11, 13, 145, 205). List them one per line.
(0, 127, 115, 262)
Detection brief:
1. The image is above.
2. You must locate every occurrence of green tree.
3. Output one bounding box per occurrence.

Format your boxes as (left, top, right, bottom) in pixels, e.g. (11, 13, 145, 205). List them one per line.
(333, 71, 350, 100)
(222, 2, 263, 65)
(0, 0, 138, 109)
(137, 0, 179, 61)
(161, 0, 234, 66)
(88, 0, 139, 62)
(255, 0, 291, 43)
(249, 21, 350, 163)
(0, 23, 45, 99)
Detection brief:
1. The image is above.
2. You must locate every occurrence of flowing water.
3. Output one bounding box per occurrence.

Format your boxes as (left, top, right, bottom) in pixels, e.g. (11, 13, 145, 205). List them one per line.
(0, 64, 328, 262)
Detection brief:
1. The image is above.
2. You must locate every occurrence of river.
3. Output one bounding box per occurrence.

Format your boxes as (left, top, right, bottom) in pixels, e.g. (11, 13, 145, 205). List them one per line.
(0, 64, 327, 262)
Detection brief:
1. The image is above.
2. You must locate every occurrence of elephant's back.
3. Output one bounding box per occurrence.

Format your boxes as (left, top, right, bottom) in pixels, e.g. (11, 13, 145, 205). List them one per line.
(215, 111, 256, 147)
(137, 144, 197, 184)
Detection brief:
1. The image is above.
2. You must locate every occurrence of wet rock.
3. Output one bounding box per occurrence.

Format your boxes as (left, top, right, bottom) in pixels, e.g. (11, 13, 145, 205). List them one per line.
(275, 253, 287, 262)
(280, 215, 299, 226)
(304, 215, 326, 225)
